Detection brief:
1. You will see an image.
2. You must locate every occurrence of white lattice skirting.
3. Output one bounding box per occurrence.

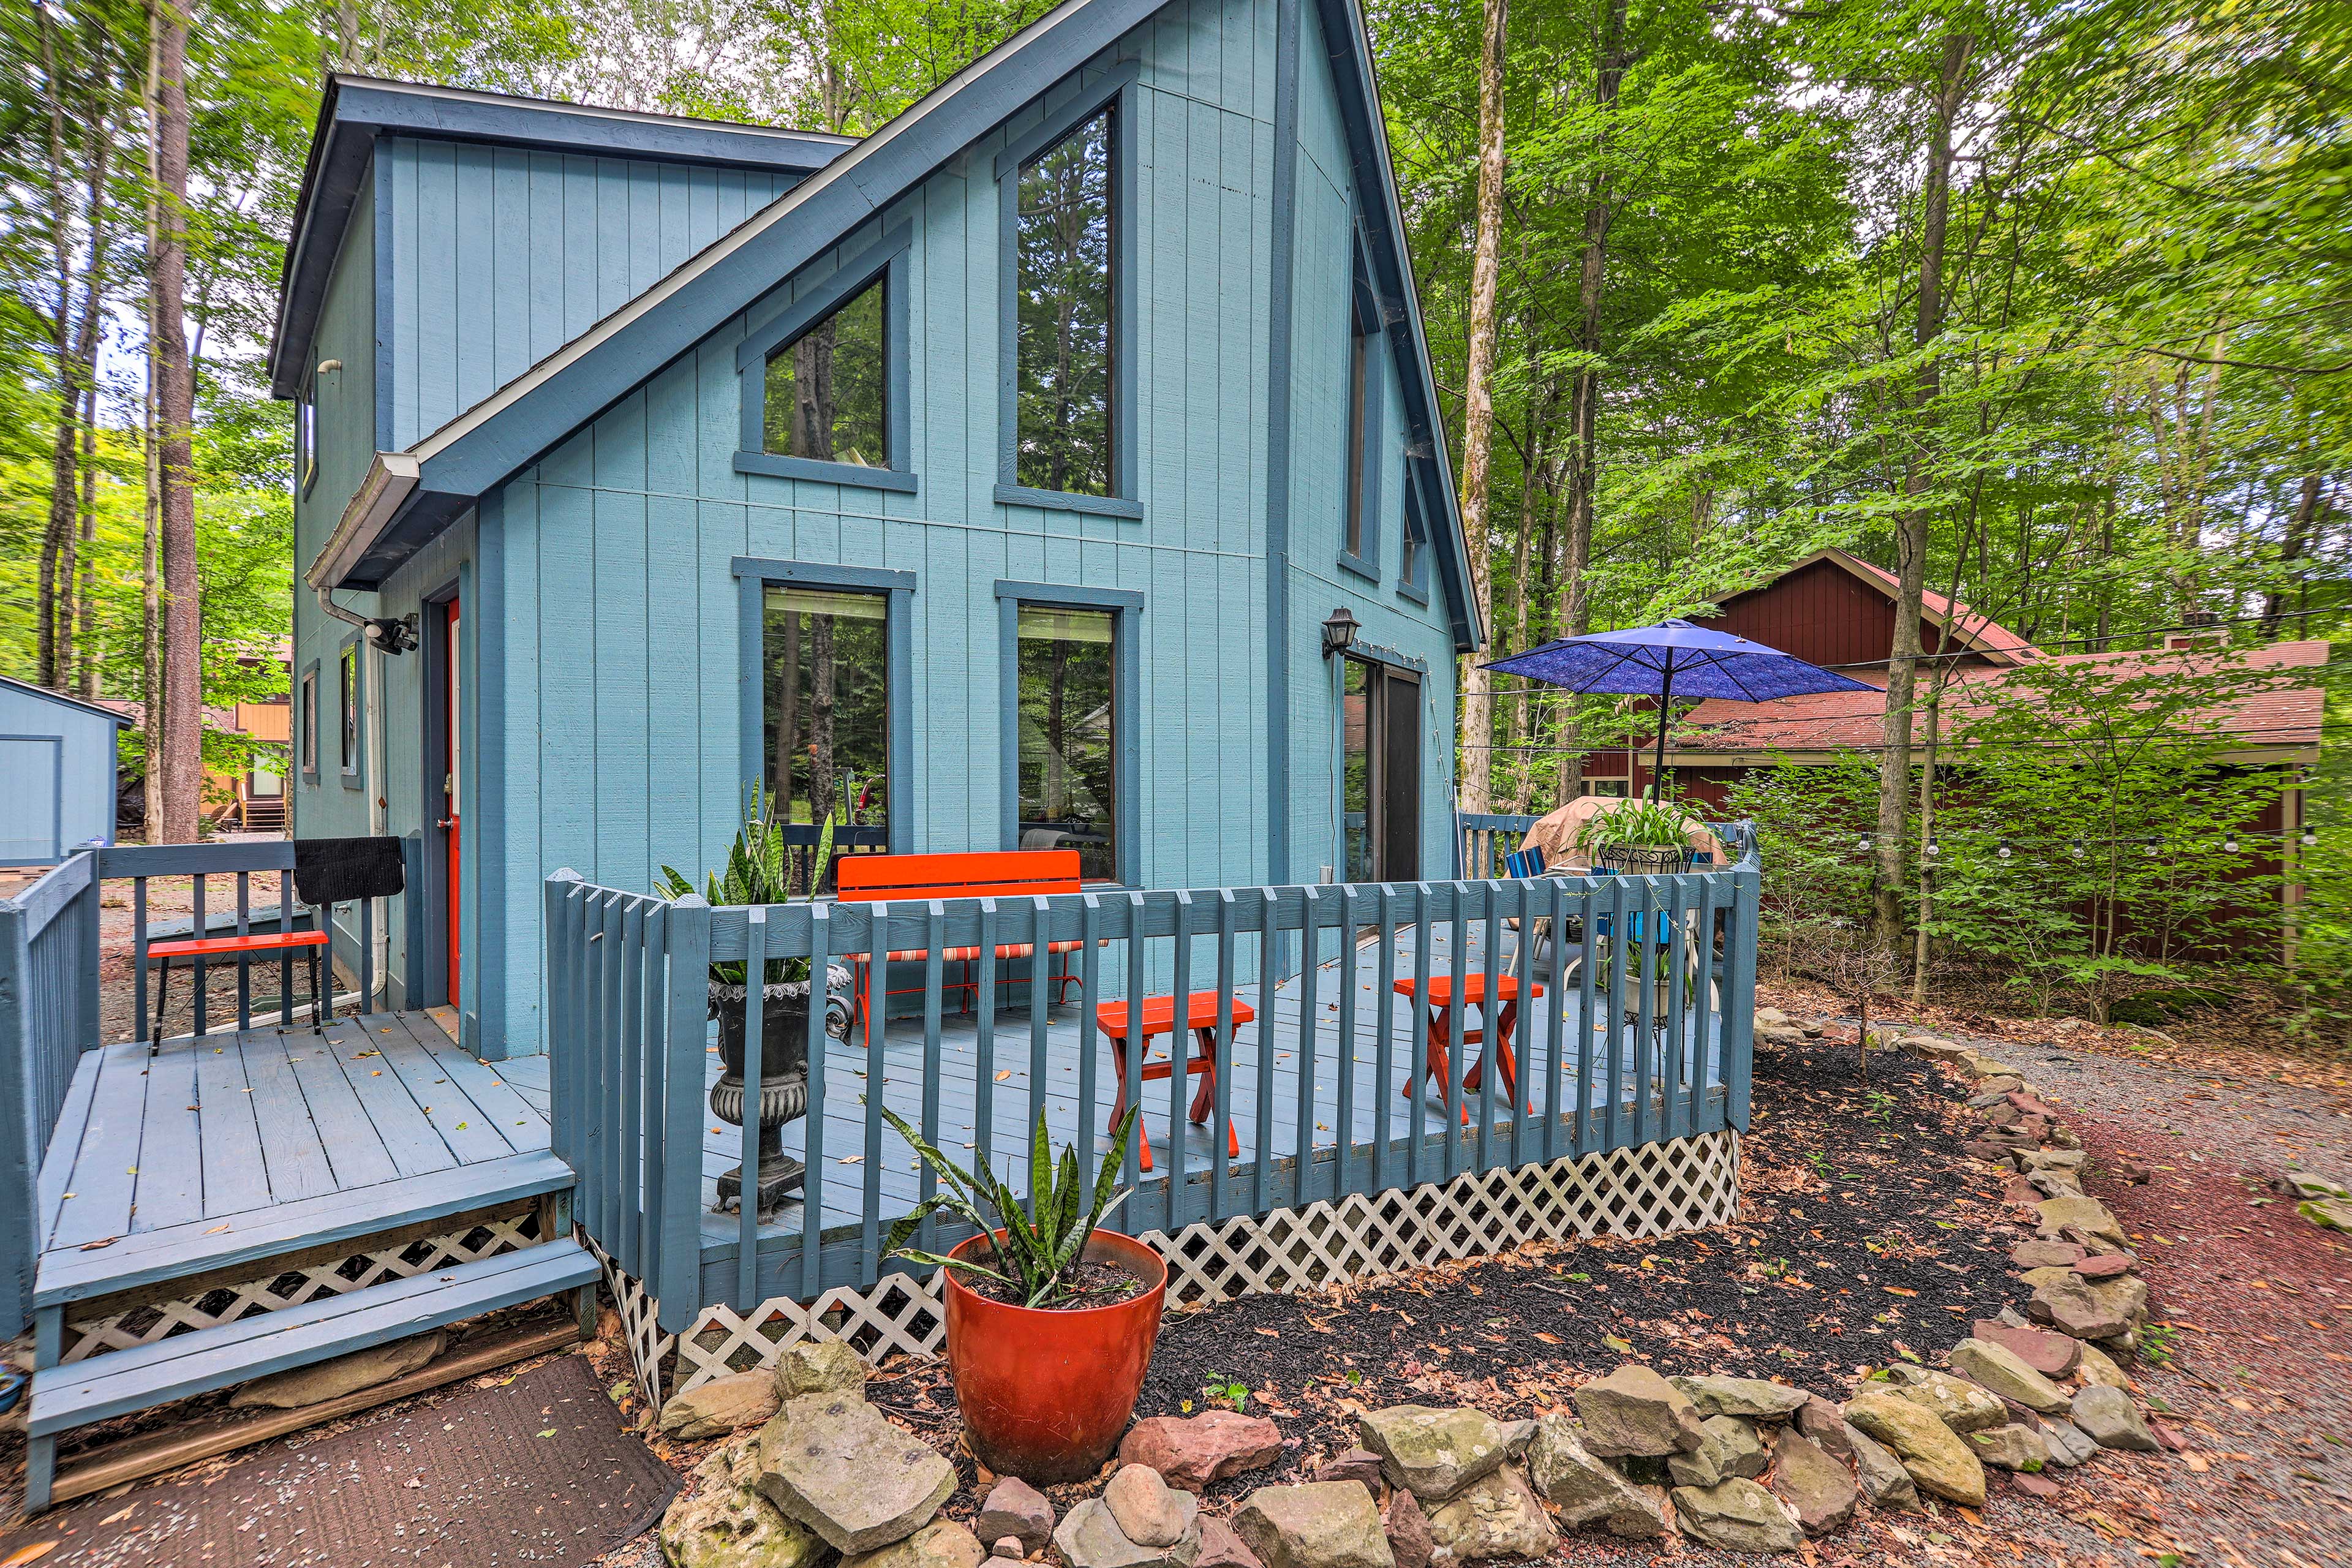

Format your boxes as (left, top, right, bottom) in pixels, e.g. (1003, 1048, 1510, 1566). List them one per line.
(61, 1213, 540, 1363)
(601, 1129, 1740, 1406)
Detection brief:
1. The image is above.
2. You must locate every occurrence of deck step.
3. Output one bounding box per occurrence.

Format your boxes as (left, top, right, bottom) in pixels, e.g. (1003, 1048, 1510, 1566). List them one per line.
(30, 1239, 600, 1437)
(35, 1150, 577, 1309)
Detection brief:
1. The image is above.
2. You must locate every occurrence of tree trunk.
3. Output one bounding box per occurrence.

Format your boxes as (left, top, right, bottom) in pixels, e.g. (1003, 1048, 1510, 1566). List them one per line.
(810, 616, 837, 826)
(76, 382, 99, 697)
(1871, 31, 1970, 948)
(2263, 469, 2322, 636)
(142, 2, 163, 840)
(154, 0, 200, 844)
(1910, 688, 1939, 1006)
(774, 607, 801, 823)
(1454, 0, 1509, 815)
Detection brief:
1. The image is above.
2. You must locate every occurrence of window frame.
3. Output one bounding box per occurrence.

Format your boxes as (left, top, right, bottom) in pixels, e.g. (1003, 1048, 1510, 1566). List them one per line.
(1337, 245, 1382, 583)
(995, 579, 1141, 886)
(337, 635, 364, 790)
(731, 556, 916, 857)
(993, 62, 1142, 522)
(1396, 466, 1432, 606)
(734, 226, 916, 492)
(298, 373, 318, 498)
(299, 661, 319, 781)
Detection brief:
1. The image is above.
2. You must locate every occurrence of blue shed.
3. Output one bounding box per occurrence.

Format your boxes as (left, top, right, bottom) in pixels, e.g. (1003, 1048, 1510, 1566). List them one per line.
(272, 0, 1483, 1058)
(0, 677, 127, 868)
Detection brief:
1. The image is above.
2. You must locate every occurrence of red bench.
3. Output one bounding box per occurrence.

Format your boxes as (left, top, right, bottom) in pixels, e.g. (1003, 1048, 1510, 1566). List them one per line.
(834, 850, 1089, 1039)
(149, 928, 330, 1048)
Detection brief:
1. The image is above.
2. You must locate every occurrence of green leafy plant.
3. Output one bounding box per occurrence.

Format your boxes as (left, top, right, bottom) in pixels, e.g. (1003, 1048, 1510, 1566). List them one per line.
(881, 1103, 1142, 1308)
(2139, 1321, 2181, 1368)
(1574, 797, 1694, 852)
(1200, 1378, 1250, 1411)
(655, 783, 835, 985)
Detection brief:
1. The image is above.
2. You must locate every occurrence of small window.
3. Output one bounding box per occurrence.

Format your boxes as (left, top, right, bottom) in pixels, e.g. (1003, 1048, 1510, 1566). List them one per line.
(339, 643, 359, 777)
(1400, 488, 1428, 596)
(299, 668, 317, 777)
(763, 586, 891, 837)
(763, 277, 888, 469)
(1343, 323, 1373, 560)
(1014, 107, 1115, 497)
(298, 380, 317, 493)
(1015, 605, 1118, 882)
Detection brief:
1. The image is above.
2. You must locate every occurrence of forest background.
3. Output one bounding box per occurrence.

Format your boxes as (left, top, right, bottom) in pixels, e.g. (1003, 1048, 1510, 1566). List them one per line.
(1, 0, 2346, 1038)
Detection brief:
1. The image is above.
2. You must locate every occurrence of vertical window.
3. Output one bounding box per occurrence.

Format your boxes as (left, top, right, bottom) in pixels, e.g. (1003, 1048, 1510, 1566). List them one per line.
(1016, 606, 1118, 881)
(1343, 324, 1373, 560)
(298, 379, 317, 493)
(1014, 107, 1115, 497)
(1400, 490, 1428, 594)
(763, 278, 889, 469)
(300, 669, 317, 776)
(339, 643, 359, 777)
(764, 586, 890, 837)
(1341, 659, 1373, 882)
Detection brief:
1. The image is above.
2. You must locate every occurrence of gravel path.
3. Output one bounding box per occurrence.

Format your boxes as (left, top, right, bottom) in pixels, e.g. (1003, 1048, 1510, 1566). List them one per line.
(1936, 1032, 2352, 1567)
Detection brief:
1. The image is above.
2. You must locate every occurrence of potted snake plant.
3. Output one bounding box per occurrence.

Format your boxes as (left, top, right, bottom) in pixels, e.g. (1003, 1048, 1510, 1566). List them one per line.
(656, 786, 845, 1211)
(883, 1105, 1163, 1483)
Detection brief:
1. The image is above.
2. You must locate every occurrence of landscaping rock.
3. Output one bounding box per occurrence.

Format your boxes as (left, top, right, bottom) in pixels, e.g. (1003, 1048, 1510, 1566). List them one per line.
(1106, 1465, 1199, 1549)
(1973, 1321, 2082, 1378)
(1901, 1035, 1977, 1063)
(1497, 1420, 1534, 1460)
(1526, 1414, 1666, 1537)
(2019, 1265, 2076, 1289)
(663, 1437, 831, 1568)
(2035, 1419, 2098, 1468)
(2010, 1471, 2063, 1500)
(1667, 1415, 1768, 1488)
(2070, 1386, 2160, 1452)
(2075, 1343, 2130, 1389)
(1570, 1365, 1705, 1457)
(1054, 1499, 1204, 1568)
(2073, 1254, 2135, 1280)
(1966, 1424, 2049, 1472)
(1123, 1412, 1287, 1493)
(1314, 1450, 1388, 1490)
(1423, 1468, 1556, 1563)
(1766, 1432, 1858, 1534)
(844, 1521, 989, 1568)
(1881, 1368, 2008, 1433)
(976, 1478, 1055, 1557)
(232, 1329, 444, 1411)
(756, 1393, 959, 1554)
(2010, 1240, 2084, 1270)
(2036, 1196, 2128, 1250)
(1380, 1491, 1431, 1568)
(1948, 1340, 2072, 1415)
(775, 1340, 870, 1402)
(1672, 1479, 1806, 1555)
(993, 1539, 1025, 1560)
(1843, 1425, 1917, 1510)
(1197, 1518, 1266, 1568)
(1357, 1407, 1511, 1502)
(1232, 1483, 1394, 1568)
(1844, 1391, 1987, 1507)
(2029, 1167, 2086, 1197)
(2030, 1276, 2149, 1341)
(660, 1370, 785, 1441)
(1796, 1396, 1853, 1460)
(1670, 1375, 1810, 1422)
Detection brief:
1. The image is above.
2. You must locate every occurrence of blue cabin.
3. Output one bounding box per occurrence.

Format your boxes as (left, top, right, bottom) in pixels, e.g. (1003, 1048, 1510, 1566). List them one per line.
(274, 0, 1480, 1061)
(0, 676, 128, 867)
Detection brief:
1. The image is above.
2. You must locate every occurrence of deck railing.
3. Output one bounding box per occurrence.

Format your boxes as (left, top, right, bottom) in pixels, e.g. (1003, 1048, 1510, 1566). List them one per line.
(1459, 813, 1542, 878)
(0, 852, 102, 1336)
(547, 830, 1762, 1332)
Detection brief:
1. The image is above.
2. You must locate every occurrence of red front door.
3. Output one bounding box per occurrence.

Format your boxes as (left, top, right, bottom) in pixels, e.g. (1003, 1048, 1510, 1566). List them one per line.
(442, 598, 462, 1008)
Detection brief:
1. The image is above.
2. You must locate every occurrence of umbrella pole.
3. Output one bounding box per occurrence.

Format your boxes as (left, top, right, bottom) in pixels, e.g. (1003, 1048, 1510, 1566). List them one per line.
(1650, 661, 1675, 803)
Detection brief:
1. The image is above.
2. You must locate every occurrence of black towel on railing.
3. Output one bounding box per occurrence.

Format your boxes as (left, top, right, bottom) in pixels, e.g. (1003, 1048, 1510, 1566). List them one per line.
(292, 836, 405, 907)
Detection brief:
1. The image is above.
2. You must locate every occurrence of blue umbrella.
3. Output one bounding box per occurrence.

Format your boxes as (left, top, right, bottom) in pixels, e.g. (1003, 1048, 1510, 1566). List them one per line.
(1485, 619, 1877, 802)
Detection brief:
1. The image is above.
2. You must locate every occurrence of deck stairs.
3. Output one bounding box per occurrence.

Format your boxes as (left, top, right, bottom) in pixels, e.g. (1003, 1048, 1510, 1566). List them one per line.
(23, 1017, 592, 1512)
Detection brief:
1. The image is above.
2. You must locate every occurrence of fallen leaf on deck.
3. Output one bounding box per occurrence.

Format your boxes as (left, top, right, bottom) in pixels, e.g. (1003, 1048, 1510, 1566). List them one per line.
(4, 1542, 60, 1564)
(205, 1223, 230, 1234)
(79, 1236, 116, 1251)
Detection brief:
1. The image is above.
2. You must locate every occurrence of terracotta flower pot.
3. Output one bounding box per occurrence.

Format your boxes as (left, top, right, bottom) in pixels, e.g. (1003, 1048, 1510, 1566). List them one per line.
(941, 1228, 1166, 1483)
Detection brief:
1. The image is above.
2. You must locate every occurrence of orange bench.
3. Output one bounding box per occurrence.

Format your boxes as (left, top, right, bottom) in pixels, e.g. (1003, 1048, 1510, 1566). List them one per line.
(834, 850, 1089, 1038)
(1096, 991, 1253, 1171)
(1394, 972, 1540, 1121)
(149, 928, 330, 1047)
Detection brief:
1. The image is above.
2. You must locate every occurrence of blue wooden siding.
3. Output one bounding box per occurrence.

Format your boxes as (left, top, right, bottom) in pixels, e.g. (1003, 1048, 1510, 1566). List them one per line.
(381, 138, 799, 448)
(297, 0, 1458, 1058)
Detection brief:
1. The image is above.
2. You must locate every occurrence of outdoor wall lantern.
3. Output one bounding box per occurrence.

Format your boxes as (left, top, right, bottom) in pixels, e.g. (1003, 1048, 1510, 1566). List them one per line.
(1321, 606, 1361, 659)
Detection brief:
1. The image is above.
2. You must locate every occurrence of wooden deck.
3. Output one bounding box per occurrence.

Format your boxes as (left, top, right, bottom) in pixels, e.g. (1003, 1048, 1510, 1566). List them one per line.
(39, 926, 1727, 1314)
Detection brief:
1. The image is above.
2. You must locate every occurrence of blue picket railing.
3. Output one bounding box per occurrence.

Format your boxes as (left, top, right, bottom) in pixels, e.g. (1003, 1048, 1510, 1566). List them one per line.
(1459, 813, 1542, 879)
(0, 853, 101, 1338)
(547, 830, 1762, 1333)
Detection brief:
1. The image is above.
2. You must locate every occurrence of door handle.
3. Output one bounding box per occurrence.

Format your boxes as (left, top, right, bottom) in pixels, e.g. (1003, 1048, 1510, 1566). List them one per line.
(436, 818, 458, 830)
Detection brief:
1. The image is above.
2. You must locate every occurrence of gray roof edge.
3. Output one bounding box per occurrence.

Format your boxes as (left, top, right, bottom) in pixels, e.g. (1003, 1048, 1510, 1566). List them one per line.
(0, 674, 134, 727)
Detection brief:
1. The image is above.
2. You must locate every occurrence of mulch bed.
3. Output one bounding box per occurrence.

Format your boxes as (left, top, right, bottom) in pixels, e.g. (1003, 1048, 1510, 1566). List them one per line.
(867, 1035, 2022, 1521)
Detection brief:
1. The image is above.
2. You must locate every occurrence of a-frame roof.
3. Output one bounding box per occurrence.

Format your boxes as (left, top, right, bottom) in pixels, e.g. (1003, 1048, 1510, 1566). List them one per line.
(1715, 547, 2041, 666)
(300, 0, 1479, 649)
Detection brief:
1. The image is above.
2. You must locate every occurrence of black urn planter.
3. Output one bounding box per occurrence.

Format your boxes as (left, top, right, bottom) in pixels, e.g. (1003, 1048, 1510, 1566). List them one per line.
(708, 978, 815, 1214)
